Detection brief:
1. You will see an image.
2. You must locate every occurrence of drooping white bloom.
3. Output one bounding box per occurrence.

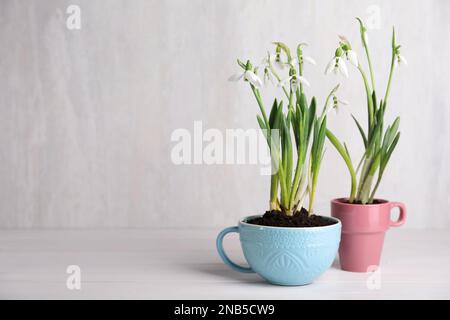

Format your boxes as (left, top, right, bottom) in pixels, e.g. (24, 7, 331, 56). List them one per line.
(346, 50, 359, 67)
(338, 58, 348, 77)
(332, 95, 349, 114)
(325, 58, 335, 75)
(228, 70, 263, 88)
(288, 57, 298, 67)
(263, 67, 276, 86)
(325, 56, 348, 78)
(394, 54, 408, 68)
(265, 54, 289, 71)
(278, 75, 310, 91)
(302, 56, 317, 65)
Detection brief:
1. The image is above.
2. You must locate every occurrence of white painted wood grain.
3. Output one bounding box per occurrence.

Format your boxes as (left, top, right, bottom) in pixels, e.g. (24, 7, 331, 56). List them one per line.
(0, 229, 449, 299)
(0, 0, 449, 228)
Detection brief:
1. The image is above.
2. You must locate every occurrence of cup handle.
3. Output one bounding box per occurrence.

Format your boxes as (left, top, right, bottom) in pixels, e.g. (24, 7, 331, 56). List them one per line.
(389, 202, 407, 227)
(216, 226, 254, 273)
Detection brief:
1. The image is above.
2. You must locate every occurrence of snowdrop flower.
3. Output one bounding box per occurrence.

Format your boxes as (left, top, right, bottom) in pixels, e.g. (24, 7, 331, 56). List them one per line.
(393, 53, 407, 68)
(278, 75, 310, 91)
(338, 35, 358, 67)
(265, 53, 288, 70)
(302, 55, 317, 65)
(288, 57, 298, 67)
(263, 67, 276, 86)
(229, 69, 263, 88)
(325, 56, 348, 78)
(346, 50, 359, 67)
(332, 95, 348, 114)
(286, 56, 316, 71)
(259, 53, 292, 71)
(256, 55, 278, 86)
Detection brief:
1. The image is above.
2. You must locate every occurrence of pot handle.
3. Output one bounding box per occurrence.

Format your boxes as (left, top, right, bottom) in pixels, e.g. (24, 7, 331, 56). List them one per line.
(389, 202, 407, 227)
(216, 226, 254, 273)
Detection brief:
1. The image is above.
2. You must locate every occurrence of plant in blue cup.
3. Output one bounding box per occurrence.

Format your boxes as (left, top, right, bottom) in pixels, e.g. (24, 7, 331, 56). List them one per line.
(229, 42, 341, 217)
(216, 42, 341, 285)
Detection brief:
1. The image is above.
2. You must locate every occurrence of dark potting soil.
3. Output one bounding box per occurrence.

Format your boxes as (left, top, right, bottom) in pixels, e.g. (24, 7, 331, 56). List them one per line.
(343, 199, 386, 205)
(247, 207, 337, 228)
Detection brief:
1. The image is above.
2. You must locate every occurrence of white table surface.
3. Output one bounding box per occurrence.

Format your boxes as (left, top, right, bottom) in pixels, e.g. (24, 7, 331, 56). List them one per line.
(0, 228, 449, 299)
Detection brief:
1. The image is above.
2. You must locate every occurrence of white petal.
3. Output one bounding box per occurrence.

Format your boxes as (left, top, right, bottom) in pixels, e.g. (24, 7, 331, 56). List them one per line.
(399, 55, 408, 66)
(290, 58, 298, 66)
(290, 79, 298, 92)
(303, 56, 316, 65)
(269, 54, 277, 62)
(228, 72, 244, 82)
(274, 60, 285, 70)
(337, 57, 348, 78)
(260, 57, 269, 66)
(347, 50, 359, 67)
(338, 99, 349, 105)
(334, 105, 339, 114)
(277, 77, 291, 87)
(325, 58, 335, 75)
(393, 58, 399, 69)
(244, 71, 262, 88)
(268, 72, 276, 86)
(298, 76, 310, 87)
(264, 70, 276, 86)
(338, 35, 350, 44)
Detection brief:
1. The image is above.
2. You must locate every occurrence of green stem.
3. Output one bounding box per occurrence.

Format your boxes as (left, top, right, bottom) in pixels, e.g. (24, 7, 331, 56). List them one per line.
(308, 180, 316, 214)
(271, 145, 288, 211)
(251, 86, 269, 128)
(268, 65, 289, 99)
(320, 84, 340, 121)
(298, 58, 304, 95)
(357, 65, 374, 130)
(363, 39, 376, 90)
(288, 151, 305, 209)
(384, 53, 395, 105)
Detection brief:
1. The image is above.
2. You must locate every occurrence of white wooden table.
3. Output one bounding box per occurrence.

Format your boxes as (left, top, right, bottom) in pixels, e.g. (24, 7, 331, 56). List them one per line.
(0, 229, 449, 299)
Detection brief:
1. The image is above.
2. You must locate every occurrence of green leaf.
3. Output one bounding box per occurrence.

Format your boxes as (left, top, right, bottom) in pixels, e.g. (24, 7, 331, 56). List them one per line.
(273, 101, 284, 129)
(256, 115, 266, 130)
(299, 93, 307, 114)
(382, 117, 399, 152)
(344, 142, 351, 160)
(269, 99, 278, 129)
(372, 91, 377, 114)
(381, 132, 400, 172)
(308, 97, 316, 140)
(351, 115, 368, 148)
(359, 151, 381, 204)
(237, 59, 246, 69)
(326, 129, 357, 201)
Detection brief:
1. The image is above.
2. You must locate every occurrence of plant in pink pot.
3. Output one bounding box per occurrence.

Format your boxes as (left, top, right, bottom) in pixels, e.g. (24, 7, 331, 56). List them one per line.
(325, 18, 407, 272)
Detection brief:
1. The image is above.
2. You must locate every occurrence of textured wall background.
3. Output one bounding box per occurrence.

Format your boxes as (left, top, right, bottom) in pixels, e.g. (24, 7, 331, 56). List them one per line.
(0, 0, 449, 228)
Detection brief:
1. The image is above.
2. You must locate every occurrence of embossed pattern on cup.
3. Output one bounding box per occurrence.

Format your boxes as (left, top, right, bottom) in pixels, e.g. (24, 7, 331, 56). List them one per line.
(216, 215, 341, 286)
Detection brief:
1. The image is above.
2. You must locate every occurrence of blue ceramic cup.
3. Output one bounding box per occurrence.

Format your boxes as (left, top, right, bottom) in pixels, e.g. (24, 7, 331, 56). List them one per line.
(216, 215, 341, 285)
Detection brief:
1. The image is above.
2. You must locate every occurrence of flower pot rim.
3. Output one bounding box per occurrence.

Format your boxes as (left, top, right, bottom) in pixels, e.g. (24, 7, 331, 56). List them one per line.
(332, 197, 390, 207)
(238, 215, 341, 230)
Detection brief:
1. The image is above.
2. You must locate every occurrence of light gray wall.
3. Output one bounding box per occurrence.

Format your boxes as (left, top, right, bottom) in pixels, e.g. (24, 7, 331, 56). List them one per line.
(0, 0, 449, 228)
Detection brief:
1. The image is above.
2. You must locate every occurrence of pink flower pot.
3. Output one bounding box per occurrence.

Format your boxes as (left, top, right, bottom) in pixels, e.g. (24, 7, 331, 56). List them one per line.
(331, 198, 406, 272)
